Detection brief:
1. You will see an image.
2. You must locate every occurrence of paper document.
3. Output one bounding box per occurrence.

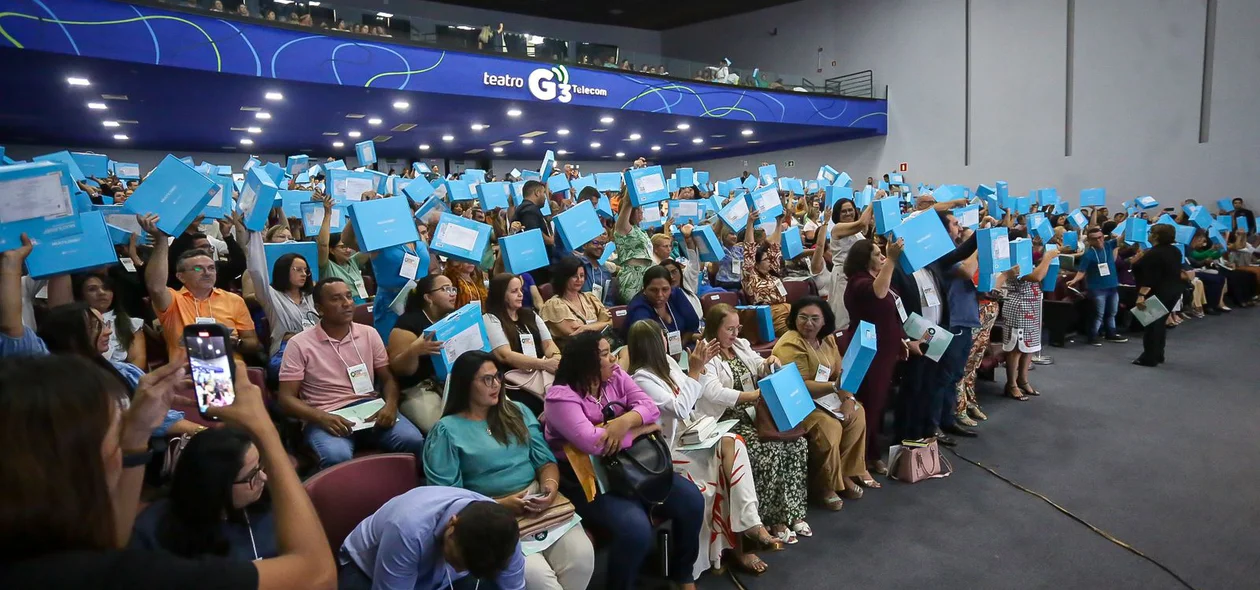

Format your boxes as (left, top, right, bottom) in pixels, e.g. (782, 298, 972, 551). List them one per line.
(723, 199, 748, 221)
(677, 419, 738, 451)
(814, 393, 845, 421)
(756, 191, 779, 211)
(0, 172, 74, 223)
(1130, 296, 1169, 326)
(331, 398, 385, 431)
(208, 184, 225, 208)
(994, 238, 1010, 260)
(304, 207, 343, 229)
(674, 201, 698, 217)
(635, 173, 664, 194)
(105, 213, 144, 235)
(437, 222, 480, 251)
(921, 326, 954, 362)
(237, 184, 259, 216)
(442, 324, 486, 366)
(345, 177, 376, 200)
(960, 208, 980, 228)
(641, 205, 662, 224)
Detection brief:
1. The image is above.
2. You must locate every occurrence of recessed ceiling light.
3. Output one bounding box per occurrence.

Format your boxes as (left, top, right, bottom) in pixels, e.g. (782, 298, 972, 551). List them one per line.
(521, 138, 534, 145)
(102, 121, 120, 127)
(419, 144, 430, 150)
(333, 141, 345, 147)
(676, 123, 690, 130)
(692, 137, 704, 144)
(442, 134, 455, 141)
(240, 138, 254, 145)
(255, 112, 271, 120)
(651, 145, 662, 151)
(348, 131, 361, 138)
(748, 140, 761, 144)
(471, 123, 486, 131)
(557, 150, 568, 155)
(628, 133, 641, 140)
(557, 128, 570, 136)
(493, 147, 504, 153)
(264, 91, 283, 100)
(113, 134, 128, 140)
(368, 117, 382, 125)
(507, 108, 522, 117)
(615, 151, 626, 157)
(741, 129, 754, 136)
(247, 127, 262, 134)
(590, 142, 601, 148)
(393, 101, 409, 110)
(377, 11, 393, 17)
(87, 102, 107, 110)
(600, 116, 615, 124)
(66, 77, 90, 86)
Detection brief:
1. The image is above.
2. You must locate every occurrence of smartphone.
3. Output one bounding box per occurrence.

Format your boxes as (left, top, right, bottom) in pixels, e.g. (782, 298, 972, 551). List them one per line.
(183, 324, 237, 419)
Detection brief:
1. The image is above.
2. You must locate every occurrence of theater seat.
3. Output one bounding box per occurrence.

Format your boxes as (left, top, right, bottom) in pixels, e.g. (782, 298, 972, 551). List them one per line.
(784, 279, 813, 302)
(700, 291, 739, 314)
(537, 282, 554, 302)
(353, 303, 374, 327)
(609, 306, 629, 334)
(303, 453, 423, 548)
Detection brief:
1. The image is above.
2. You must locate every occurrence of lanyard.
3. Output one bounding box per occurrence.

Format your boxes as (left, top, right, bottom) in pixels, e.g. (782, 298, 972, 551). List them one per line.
(244, 511, 259, 561)
(655, 301, 677, 330)
(192, 294, 215, 321)
(325, 327, 367, 372)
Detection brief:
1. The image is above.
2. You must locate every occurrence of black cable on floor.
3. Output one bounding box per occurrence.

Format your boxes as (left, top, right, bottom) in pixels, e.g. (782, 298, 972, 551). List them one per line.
(945, 446, 1200, 590)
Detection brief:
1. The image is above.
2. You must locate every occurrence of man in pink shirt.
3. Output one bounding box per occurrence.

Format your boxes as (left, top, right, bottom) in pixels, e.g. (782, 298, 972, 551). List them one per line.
(278, 277, 424, 469)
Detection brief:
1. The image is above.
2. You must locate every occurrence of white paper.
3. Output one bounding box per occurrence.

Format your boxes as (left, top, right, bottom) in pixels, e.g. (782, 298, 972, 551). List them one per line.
(208, 184, 225, 208)
(0, 171, 74, 223)
(674, 201, 699, 217)
(960, 208, 980, 228)
(442, 323, 485, 365)
(634, 173, 665, 195)
(399, 253, 421, 280)
(105, 214, 143, 235)
(330, 398, 385, 431)
(437, 222, 481, 252)
(120, 258, 136, 273)
(756, 190, 780, 212)
(814, 393, 844, 420)
(345, 177, 376, 201)
(994, 237, 1010, 260)
(723, 199, 748, 222)
(237, 183, 259, 215)
(677, 419, 739, 451)
(1131, 296, 1169, 326)
(641, 205, 662, 224)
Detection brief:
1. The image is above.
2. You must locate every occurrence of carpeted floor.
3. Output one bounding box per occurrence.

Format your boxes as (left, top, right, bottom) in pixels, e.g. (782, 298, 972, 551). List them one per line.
(695, 310, 1260, 590)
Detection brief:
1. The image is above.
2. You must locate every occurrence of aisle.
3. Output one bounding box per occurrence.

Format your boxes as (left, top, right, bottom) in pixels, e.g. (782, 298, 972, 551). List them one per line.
(700, 310, 1260, 590)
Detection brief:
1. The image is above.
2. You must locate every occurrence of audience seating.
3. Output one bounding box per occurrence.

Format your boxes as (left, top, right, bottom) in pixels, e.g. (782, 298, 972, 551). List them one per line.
(352, 303, 374, 327)
(1043, 273, 1081, 347)
(303, 453, 423, 548)
(784, 279, 812, 303)
(609, 305, 629, 334)
(537, 282, 554, 302)
(700, 291, 739, 314)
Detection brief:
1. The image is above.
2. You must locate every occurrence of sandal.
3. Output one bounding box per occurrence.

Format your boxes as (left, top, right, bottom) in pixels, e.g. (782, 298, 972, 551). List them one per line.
(1004, 384, 1029, 401)
(731, 552, 769, 576)
(839, 484, 864, 500)
(867, 460, 889, 475)
(772, 527, 798, 545)
(820, 493, 844, 511)
(855, 474, 883, 489)
(791, 521, 813, 538)
(1016, 380, 1041, 396)
(967, 403, 988, 421)
(743, 527, 784, 552)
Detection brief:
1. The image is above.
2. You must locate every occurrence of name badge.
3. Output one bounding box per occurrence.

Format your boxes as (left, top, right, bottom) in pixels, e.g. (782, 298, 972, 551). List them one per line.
(814, 364, 832, 382)
(584, 317, 597, 325)
(120, 258, 137, 273)
(194, 316, 216, 325)
(667, 330, 683, 355)
(1097, 263, 1111, 277)
(301, 317, 317, 329)
(776, 282, 787, 297)
(353, 278, 369, 299)
(519, 332, 537, 357)
(732, 260, 742, 276)
(923, 284, 941, 308)
(892, 292, 908, 323)
(346, 363, 375, 395)
(399, 253, 421, 280)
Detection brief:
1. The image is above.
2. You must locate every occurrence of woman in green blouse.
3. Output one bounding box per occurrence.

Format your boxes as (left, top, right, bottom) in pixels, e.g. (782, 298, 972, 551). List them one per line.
(423, 350, 594, 590)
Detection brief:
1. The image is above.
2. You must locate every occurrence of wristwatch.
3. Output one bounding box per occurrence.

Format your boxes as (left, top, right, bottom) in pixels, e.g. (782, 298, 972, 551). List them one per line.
(123, 448, 155, 468)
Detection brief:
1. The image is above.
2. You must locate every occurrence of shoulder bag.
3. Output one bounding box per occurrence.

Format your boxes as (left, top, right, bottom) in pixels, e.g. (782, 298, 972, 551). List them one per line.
(599, 401, 675, 504)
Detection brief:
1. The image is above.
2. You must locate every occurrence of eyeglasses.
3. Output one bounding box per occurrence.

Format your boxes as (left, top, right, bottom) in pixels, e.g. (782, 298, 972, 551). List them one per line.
(183, 264, 217, 274)
(477, 372, 504, 387)
(722, 324, 741, 335)
(797, 314, 824, 324)
(429, 286, 458, 294)
(233, 464, 264, 487)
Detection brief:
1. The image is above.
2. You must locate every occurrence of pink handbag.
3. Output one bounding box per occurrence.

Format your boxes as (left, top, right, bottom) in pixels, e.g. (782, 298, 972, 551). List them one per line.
(890, 439, 953, 483)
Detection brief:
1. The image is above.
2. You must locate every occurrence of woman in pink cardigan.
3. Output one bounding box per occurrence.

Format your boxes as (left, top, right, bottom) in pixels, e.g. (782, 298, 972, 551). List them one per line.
(543, 331, 704, 590)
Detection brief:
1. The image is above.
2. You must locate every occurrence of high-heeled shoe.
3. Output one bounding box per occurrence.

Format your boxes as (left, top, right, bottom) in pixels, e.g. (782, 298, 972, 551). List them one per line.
(968, 403, 988, 421)
(1004, 384, 1029, 401)
(1016, 380, 1041, 396)
(955, 412, 978, 427)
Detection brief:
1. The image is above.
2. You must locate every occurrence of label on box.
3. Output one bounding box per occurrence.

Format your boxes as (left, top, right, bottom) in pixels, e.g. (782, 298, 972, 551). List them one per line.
(635, 174, 664, 195)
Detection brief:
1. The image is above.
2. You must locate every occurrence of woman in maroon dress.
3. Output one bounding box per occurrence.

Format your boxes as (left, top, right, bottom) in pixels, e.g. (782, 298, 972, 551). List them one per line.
(840, 238, 912, 474)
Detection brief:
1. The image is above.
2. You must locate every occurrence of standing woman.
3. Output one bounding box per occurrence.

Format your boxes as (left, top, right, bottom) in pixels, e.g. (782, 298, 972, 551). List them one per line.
(1132, 224, 1185, 367)
(74, 273, 146, 368)
(955, 267, 1010, 424)
(612, 185, 655, 305)
(387, 274, 456, 433)
(1001, 231, 1060, 396)
(828, 199, 874, 331)
(841, 238, 911, 475)
(238, 215, 317, 381)
(445, 259, 488, 308)
(314, 193, 370, 305)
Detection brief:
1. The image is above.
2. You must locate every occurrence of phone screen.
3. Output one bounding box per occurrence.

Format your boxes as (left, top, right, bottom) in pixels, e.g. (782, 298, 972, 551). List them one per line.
(185, 329, 235, 414)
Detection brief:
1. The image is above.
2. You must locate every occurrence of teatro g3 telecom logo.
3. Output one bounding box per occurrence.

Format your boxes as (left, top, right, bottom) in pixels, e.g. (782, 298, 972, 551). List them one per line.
(482, 65, 608, 103)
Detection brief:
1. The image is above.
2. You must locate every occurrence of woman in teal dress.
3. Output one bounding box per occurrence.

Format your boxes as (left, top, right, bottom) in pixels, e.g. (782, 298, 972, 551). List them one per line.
(423, 350, 594, 590)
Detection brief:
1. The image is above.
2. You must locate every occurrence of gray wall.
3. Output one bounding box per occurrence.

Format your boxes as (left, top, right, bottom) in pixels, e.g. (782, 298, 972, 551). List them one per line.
(663, 0, 1260, 209)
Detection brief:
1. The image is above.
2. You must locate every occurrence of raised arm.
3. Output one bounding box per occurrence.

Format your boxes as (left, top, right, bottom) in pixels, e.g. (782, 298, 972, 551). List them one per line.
(315, 192, 333, 271)
(138, 214, 174, 312)
(1024, 248, 1060, 282)
(831, 205, 873, 240)
(614, 187, 635, 236)
(874, 238, 903, 299)
(0, 235, 33, 337)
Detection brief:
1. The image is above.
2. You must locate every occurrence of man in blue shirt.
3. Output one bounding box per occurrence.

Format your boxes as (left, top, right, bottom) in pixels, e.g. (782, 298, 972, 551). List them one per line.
(579, 236, 615, 305)
(1067, 227, 1128, 345)
(339, 486, 525, 590)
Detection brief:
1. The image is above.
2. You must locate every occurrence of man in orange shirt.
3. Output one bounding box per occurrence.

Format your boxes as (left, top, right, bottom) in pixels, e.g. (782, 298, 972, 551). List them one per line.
(139, 214, 261, 362)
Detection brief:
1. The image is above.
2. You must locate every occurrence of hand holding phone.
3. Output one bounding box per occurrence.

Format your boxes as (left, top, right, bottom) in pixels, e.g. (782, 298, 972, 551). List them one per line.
(183, 323, 237, 420)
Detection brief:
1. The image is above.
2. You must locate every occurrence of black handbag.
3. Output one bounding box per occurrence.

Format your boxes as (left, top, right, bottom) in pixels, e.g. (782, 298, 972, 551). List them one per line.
(600, 401, 675, 504)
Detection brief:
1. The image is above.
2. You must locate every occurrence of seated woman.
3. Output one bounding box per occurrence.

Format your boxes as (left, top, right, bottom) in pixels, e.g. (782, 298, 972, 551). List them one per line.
(238, 216, 318, 379)
(445, 259, 488, 308)
(543, 331, 704, 590)
(132, 428, 276, 560)
(387, 274, 457, 433)
(539, 257, 611, 350)
(741, 212, 791, 336)
(74, 272, 146, 368)
(622, 266, 701, 353)
(659, 258, 702, 320)
(710, 225, 745, 292)
(702, 304, 810, 544)
(1187, 232, 1231, 312)
(314, 194, 370, 304)
(424, 351, 595, 590)
(626, 321, 780, 577)
(485, 273, 561, 417)
(770, 296, 870, 512)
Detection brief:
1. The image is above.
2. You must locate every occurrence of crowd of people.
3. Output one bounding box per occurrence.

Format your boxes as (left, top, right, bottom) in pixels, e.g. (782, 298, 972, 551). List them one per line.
(3, 149, 1258, 590)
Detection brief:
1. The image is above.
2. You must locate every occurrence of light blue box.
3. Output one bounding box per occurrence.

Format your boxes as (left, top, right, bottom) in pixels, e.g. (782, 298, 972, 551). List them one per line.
(891, 210, 954, 273)
(833, 171, 853, 188)
(595, 172, 622, 192)
(1210, 214, 1231, 233)
(736, 304, 776, 342)
(598, 242, 617, 266)
(1238, 217, 1251, 233)
(1186, 206, 1212, 229)
(1040, 188, 1060, 208)
(839, 320, 877, 394)
(364, 169, 390, 194)
(1068, 208, 1089, 230)
(463, 169, 487, 184)
(500, 229, 550, 274)
(596, 195, 615, 219)
(355, 140, 377, 166)
(667, 177, 678, 194)
(422, 302, 491, 381)
(429, 213, 492, 263)
(324, 159, 347, 171)
(33, 150, 86, 183)
(402, 178, 435, 204)
(570, 175, 597, 196)
(715, 180, 735, 197)
(25, 212, 117, 279)
(696, 171, 710, 186)
(976, 184, 995, 198)
(1155, 213, 1177, 226)
(260, 162, 287, 187)
(996, 181, 1009, 201)
(1125, 217, 1149, 244)
(264, 241, 320, 283)
(201, 176, 236, 219)
(287, 155, 309, 175)
(825, 185, 853, 214)
(1010, 238, 1034, 277)
(412, 162, 431, 176)
(782, 178, 805, 196)
(873, 196, 902, 235)
(278, 190, 312, 219)
(756, 361, 813, 431)
(878, 181, 890, 192)
(112, 161, 141, 180)
(554, 199, 604, 252)
(244, 156, 262, 172)
(954, 203, 981, 230)
(977, 227, 1012, 275)
(691, 225, 723, 263)
(178, 156, 195, 167)
(677, 168, 694, 187)
(1013, 195, 1032, 214)
(476, 182, 511, 210)
(805, 180, 820, 194)
(1030, 217, 1054, 242)
(718, 195, 750, 232)
(668, 199, 706, 224)
(539, 150, 555, 179)
(758, 164, 777, 186)
(1135, 196, 1159, 209)
(1208, 229, 1227, 247)
(349, 196, 420, 253)
(509, 181, 528, 205)
(445, 178, 475, 202)
(1080, 187, 1106, 207)
(889, 173, 904, 184)
(327, 169, 378, 202)
(1112, 219, 1126, 238)
(1041, 257, 1060, 292)
(781, 225, 804, 259)
(238, 167, 280, 232)
(70, 152, 109, 178)
(1063, 231, 1079, 248)
(300, 201, 348, 236)
(1217, 198, 1235, 213)
(818, 165, 839, 185)
(121, 155, 218, 237)
(741, 175, 759, 192)
(546, 173, 571, 195)
(0, 161, 79, 243)
(624, 166, 669, 207)
(856, 186, 875, 209)
(749, 186, 783, 219)
(216, 165, 233, 177)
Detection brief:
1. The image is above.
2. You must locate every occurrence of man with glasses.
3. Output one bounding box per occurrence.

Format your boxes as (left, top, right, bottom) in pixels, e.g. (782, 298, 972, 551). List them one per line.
(1067, 226, 1128, 345)
(140, 214, 261, 363)
(580, 236, 616, 305)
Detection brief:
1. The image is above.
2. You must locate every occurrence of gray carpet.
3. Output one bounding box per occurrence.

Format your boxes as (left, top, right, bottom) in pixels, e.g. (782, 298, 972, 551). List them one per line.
(698, 310, 1260, 590)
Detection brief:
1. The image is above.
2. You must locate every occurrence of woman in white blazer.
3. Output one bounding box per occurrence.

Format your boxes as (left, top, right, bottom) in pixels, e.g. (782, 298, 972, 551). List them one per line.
(700, 304, 812, 545)
(624, 320, 779, 577)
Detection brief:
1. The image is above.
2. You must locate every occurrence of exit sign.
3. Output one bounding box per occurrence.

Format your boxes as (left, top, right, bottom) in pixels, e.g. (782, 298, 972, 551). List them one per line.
(899, 162, 908, 172)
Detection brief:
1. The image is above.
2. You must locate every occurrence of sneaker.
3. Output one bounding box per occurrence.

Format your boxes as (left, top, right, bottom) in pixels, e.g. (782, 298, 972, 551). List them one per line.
(1088, 338, 1102, 347)
(1104, 334, 1129, 343)
(1031, 355, 1054, 365)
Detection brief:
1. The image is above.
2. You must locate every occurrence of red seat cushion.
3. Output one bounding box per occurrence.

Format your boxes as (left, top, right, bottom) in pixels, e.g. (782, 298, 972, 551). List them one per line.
(303, 453, 423, 548)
